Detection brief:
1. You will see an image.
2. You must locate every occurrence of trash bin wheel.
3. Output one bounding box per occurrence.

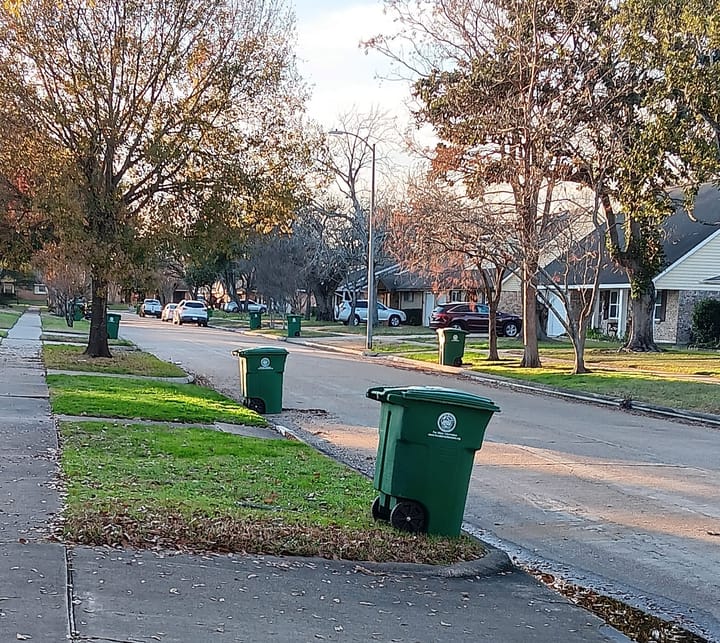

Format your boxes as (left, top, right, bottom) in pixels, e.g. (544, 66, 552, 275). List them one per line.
(390, 500, 427, 533)
(371, 496, 390, 522)
(246, 397, 266, 414)
(453, 356, 463, 367)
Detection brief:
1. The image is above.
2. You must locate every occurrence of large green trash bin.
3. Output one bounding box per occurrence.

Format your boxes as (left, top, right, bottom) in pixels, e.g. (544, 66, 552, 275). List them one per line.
(73, 304, 84, 321)
(286, 314, 301, 337)
(106, 313, 121, 339)
(249, 311, 262, 330)
(232, 346, 289, 414)
(437, 328, 468, 366)
(367, 386, 500, 537)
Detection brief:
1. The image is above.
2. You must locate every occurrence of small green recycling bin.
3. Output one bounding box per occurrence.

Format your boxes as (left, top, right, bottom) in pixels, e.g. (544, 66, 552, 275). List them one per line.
(106, 312, 121, 339)
(437, 328, 468, 366)
(286, 314, 301, 337)
(232, 346, 289, 414)
(249, 311, 262, 330)
(367, 386, 500, 537)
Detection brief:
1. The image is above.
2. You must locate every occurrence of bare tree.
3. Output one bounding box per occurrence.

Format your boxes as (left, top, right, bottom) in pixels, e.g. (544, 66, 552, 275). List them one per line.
(534, 190, 606, 374)
(323, 111, 398, 326)
(390, 176, 515, 361)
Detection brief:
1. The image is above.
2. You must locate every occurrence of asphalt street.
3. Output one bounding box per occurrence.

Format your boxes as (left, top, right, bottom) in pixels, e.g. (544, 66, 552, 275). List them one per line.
(119, 315, 720, 641)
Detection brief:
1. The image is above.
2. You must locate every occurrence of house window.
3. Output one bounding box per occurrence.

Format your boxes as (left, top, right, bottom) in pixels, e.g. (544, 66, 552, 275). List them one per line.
(608, 291, 619, 319)
(450, 290, 462, 302)
(402, 292, 415, 303)
(654, 290, 667, 322)
(34, 283, 47, 295)
(1, 282, 14, 294)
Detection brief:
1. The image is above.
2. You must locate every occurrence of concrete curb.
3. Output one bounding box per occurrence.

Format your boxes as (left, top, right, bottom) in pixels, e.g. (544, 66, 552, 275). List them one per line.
(272, 423, 513, 578)
(315, 546, 514, 579)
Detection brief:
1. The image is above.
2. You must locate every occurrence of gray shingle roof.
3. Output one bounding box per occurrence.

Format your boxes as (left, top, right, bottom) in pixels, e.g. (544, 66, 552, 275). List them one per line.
(541, 183, 720, 287)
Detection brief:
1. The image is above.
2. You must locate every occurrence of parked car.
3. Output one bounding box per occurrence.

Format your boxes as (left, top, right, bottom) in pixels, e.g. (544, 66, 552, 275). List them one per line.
(429, 302, 522, 337)
(223, 299, 268, 314)
(161, 303, 178, 322)
(140, 298, 162, 318)
(173, 300, 208, 327)
(335, 300, 407, 327)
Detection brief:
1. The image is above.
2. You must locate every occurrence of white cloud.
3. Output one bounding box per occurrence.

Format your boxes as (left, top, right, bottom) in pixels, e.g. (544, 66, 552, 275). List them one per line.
(295, 2, 414, 127)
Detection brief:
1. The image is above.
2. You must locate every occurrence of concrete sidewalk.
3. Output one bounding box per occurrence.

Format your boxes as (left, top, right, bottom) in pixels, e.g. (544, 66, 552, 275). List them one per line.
(0, 309, 629, 642)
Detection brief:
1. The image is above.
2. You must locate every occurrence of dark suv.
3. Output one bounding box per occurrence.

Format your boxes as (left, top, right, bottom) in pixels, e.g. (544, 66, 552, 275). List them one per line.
(429, 302, 522, 337)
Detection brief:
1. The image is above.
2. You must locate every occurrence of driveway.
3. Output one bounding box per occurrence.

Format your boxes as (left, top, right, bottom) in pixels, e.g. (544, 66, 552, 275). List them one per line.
(119, 315, 720, 641)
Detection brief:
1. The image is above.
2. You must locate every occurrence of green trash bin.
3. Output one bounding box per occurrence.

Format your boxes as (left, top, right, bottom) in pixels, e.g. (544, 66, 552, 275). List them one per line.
(286, 314, 301, 337)
(206, 307, 213, 319)
(249, 311, 262, 330)
(437, 328, 468, 366)
(73, 304, 84, 321)
(106, 312, 121, 339)
(232, 346, 289, 414)
(367, 386, 500, 537)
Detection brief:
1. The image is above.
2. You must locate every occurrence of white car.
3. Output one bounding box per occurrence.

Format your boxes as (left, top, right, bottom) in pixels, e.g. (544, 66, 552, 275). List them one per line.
(161, 303, 178, 322)
(223, 299, 268, 314)
(335, 300, 407, 327)
(173, 300, 208, 327)
(139, 298, 162, 318)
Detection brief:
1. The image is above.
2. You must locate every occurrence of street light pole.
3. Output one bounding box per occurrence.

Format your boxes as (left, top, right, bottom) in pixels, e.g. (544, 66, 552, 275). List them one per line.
(329, 130, 376, 350)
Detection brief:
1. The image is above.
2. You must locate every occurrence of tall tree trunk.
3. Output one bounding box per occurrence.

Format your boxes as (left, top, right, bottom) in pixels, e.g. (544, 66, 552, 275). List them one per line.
(624, 282, 659, 352)
(487, 310, 499, 361)
(571, 323, 589, 374)
(85, 275, 111, 358)
(520, 264, 542, 368)
(311, 282, 338, 322)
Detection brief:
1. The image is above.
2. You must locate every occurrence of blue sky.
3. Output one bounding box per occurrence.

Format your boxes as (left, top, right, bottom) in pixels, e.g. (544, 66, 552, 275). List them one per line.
(293, 0, 413, 129)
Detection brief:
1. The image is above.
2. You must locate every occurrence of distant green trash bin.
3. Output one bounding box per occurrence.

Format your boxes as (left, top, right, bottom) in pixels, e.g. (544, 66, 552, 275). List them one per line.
(206, 307, 213, 319)
(232, 346, 289, 414)
(73, 305, 84, 321)
(367, 386, 500, 538)
(286, 314, 301, 337)
(249, 311, 262, 330)
(106, 312, 121, 339)
(437, 328, 468, 366)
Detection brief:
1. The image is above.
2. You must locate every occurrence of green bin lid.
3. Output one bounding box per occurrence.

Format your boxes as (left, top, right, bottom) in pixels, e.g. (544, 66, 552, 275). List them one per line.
(232, 346, 289, 357)
(367, 385, 500, 412)
(436, 327, 468, 335)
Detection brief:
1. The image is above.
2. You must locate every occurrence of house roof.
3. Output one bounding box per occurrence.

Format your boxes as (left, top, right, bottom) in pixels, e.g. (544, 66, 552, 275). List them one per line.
(541, 183, 720, 287)
(662, 183, 720, 263)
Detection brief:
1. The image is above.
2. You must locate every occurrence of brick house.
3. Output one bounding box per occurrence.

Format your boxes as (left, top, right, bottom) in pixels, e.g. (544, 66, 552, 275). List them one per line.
(507, 184, 720, 344)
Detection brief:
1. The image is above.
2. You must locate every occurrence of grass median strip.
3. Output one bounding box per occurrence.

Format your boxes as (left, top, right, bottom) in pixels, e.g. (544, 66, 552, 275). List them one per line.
(0, 309, 21, 330)
(59, 420, 485, 563)
(401, 351, 720, 414)
(47, 374, 266, 426)
(44, 344, 186, 377)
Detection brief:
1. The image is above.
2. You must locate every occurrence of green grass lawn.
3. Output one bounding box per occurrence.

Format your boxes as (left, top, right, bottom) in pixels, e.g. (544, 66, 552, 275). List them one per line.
(400, 350, 720, 414)
(47, 374, 266, 425)
(0, 309, 22, 329)
(59, 420, 483, 562)
(331, 323, 435, 336)
(42, 312, 89, 332)
(44, 344, 186, 377)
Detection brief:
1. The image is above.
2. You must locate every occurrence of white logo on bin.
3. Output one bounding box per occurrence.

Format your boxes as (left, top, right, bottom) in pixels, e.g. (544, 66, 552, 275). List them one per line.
(437, 412, 457, 433)
(259, 357, 272, 370)
(429, 412, 461, 441)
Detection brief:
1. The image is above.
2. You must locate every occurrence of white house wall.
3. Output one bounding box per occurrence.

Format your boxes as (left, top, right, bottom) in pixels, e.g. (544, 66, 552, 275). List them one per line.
(655, 230, 720, 290)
